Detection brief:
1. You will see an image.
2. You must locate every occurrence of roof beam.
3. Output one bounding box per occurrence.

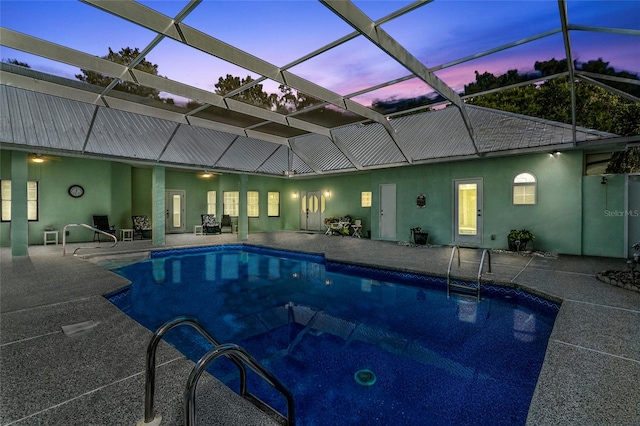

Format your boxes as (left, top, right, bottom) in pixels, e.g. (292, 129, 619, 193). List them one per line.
(0, 28, 132, 82)
(576, 74, 640, 103)
(289, 142, 324, 174)
(319, 0, 479, 156)
(0, 69, 102, 105)
(329, 132, 364, 170)
(557, 0, 578, 144)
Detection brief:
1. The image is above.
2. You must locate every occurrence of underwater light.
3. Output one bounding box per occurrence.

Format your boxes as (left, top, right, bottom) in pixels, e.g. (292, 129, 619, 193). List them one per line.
(354, 369, 377, 386)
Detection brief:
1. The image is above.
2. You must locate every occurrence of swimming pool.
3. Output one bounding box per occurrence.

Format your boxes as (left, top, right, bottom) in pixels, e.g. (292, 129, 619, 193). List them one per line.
(108, 244, 559, 425)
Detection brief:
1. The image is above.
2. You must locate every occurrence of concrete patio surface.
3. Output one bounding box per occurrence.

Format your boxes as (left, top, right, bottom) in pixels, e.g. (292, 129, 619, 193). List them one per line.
(1, 232, 639, 425)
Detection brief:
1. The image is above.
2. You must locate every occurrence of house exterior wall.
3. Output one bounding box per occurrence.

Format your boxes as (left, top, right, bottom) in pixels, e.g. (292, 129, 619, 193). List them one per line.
(0, 151, 128, 245)
(0, 148, 628, 258)
(582, 174, 627, 258)
(359, 151, 583, 254)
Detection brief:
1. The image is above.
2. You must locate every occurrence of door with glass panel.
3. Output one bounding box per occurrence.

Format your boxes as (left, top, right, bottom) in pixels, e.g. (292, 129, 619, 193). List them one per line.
(453, 179, 483, 245)
(300, 191, 324, 231)
(165, 190, 185, 233)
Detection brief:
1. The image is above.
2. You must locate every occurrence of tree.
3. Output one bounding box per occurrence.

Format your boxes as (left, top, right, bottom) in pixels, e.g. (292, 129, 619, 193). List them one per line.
(6, 59, 30, 68)
(214, 74, 275, 109)
(275, 84, 320, 113)
(75, 47, 161, 100)
(464, 69, 533, 95)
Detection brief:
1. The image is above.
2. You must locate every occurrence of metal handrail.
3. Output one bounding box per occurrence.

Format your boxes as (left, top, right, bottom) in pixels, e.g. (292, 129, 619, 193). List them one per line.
(446, 245, 460, 297)
(185, 343, 295, 426)
(141, 316, 247, 425)
(447, 246, 490, 301)
(62, 223, 117, 256)
(478, 249, 492, 285)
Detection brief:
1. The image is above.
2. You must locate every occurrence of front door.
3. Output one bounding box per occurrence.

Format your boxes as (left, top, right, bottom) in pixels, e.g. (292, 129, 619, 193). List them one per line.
(379, 184, 396, 240)
(165, 190, 185, 233)
(454, 179, 483, 246)
(300, 191, 324, 232)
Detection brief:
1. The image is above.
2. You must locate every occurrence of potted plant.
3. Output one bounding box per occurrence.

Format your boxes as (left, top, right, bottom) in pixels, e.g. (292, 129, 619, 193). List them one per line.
(411, 227, 428, 245)
(508, 229, 535, 251)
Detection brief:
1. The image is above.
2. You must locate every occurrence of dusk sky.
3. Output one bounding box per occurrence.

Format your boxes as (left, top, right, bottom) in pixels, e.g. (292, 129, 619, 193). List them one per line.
(1, 0, 638, 108)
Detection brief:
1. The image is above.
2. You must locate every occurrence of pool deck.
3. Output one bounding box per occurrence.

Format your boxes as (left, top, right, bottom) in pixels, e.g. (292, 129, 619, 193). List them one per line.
(1, 232, 639, 425)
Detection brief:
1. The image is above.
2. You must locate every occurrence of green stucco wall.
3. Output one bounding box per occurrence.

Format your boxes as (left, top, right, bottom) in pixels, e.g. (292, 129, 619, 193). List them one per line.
(0, 148, 628, 258)
(1, 151, 132, 245)
(582, 174, 626, 257)
(283, 151, 585, 254)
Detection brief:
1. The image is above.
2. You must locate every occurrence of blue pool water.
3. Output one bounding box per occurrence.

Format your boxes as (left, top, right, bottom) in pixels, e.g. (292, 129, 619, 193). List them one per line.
(108, 245, 559, 425)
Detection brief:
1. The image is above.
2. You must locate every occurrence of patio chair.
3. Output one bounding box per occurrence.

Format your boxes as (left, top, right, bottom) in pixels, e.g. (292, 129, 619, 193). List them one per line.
(351, 219, 363, 238)
(221, 214, 233, 233)
(201, 214, 221, 234)
(92, 215, 116, 242)
(132, 215, 152, 239)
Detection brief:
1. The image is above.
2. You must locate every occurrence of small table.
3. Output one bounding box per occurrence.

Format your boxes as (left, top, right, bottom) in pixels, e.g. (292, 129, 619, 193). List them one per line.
(44, 230, 58, 245)
(120, 229, 133, 242)
(194, 225, 203, 236)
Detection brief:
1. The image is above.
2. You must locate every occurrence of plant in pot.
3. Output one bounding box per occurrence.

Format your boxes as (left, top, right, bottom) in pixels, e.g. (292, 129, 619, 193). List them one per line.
(411, 227, 428, 245)
(508, 229, 535, 251)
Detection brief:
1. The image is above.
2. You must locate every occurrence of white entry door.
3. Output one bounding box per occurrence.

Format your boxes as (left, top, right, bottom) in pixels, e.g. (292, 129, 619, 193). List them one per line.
(300, 191, 324, 232)
(454, 179, 483, 246)
(165, 190, 185, 233)
(379, 184, 396, 240)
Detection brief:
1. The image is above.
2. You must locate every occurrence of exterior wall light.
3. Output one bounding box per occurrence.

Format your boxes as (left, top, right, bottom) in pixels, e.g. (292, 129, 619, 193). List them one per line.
(324, 190, 331, 199)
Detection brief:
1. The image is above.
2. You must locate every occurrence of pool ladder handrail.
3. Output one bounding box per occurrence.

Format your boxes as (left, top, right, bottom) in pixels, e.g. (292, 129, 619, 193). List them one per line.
(140, 316, 294, 426)
(446, 246, 491, 301)
(62, 223, 117, 256)
(446, 245, 461, 298)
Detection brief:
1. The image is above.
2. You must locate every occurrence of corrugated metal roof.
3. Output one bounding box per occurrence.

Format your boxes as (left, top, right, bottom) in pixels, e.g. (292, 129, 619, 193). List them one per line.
(332, 123, 407, 166)
(468, 106, 615, 153)
(161, 125, 236, 167)
(85, 108, 176, 160)
(0, 83, 620, 177)
(215, 136, 280, 172)
(256, 145, 289, 175)
(290, 133, 354, 171)
(0, 85, 93, 151)
(390, 108, 477, 160)
(292, 152, 315, 175)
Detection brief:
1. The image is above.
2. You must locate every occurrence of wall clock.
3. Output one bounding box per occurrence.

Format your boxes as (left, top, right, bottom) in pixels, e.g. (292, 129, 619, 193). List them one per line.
(68, 184, 85, 198)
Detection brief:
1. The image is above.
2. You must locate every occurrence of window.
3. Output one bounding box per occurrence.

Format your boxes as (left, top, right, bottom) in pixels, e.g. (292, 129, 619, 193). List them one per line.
(1, 180, 39, 221)
(223, 191, 239, 216)
(207, 191, 216, 215)
(247, 191, 259, 217)
(268, 191, 280, 217)
(513, 173, 536, 205)
(361, 191, 372, 207)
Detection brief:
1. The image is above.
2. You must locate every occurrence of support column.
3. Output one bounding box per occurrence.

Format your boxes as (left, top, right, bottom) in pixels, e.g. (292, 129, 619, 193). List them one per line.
(238, 174, 248, 241)
(10, 151, 28, 257)
(152, 166, 166, 246)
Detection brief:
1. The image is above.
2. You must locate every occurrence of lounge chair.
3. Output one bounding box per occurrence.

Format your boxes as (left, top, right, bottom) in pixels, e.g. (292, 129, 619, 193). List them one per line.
(201, 214, 221, 234)
(92, 215, 116, 242)
(132, 215, 152, 239)
(221, 214, 233, 233)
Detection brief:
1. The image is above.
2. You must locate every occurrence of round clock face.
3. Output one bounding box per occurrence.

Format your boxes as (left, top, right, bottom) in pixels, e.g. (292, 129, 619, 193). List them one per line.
(68, 185, 84, 198)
